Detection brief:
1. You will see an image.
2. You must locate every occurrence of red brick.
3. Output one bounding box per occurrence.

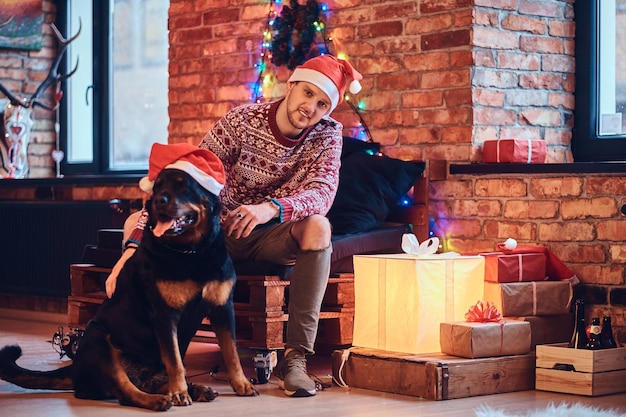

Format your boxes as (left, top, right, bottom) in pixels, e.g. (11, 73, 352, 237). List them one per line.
(473, 27, 519, 49)
(519, 0, 564, 18)
(419, 107, 471, 125)
(402, 91, 443, 108)
(574, 265, 624, 286)
(474, 107, 516, 126)
(434, 218, 483, 238)
(377, 38, 421, 54)
(561, 198, 618, 220)
(404, 52, 450, 71)
(475, 179, 527, 197)
(453, 199, 502, 217)
(400, 127, 441, 144)
(474, 10, 499, 27)
(406, 14, 453, 35)
(421, 69, 470, 88)
(374, 2, 417, 19)
(555, 243, 607, 264)
(597, 220, 626, 241)
(548, 20, 575, 38)
(538, 222, 595, 242)
(504, 200, 559, 219)
(483, 220, 536, 240)
(529, 177, 582, 198)
(520, 35, 563, 54)
(474, 68, 518, 88)
(497, 52, 540, 70)
(500, 126, 542, 140)
(357, 21, 403, 38)
(501, 14, 546, 34)
(442, 126, 472, 143)
(586, 177, 626, 196)
(542, 55, 575, 73)
(421, 0, 472, 13)
(422, 29, 471, 51)
(519, 108, 561, 126)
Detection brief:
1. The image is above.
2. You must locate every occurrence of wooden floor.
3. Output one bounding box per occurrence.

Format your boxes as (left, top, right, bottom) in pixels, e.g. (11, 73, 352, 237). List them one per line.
(1, 309, 626, 417)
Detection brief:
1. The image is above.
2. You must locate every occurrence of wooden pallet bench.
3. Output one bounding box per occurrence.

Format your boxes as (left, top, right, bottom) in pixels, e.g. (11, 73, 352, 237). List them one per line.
(68, 264, 355, 350)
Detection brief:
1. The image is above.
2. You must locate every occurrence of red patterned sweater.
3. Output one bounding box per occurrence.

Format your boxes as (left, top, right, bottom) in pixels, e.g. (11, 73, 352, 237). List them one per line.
(126, 100, 342, 247)
(198, 99, 343, 222)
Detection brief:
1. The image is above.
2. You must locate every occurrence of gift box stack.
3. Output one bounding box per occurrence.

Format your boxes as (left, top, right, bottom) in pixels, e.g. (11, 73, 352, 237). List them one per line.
(440, 242, 577, 359)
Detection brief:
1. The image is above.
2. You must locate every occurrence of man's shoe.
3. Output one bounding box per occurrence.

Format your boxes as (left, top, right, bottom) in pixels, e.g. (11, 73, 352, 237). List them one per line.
(275, 350, 316, 397)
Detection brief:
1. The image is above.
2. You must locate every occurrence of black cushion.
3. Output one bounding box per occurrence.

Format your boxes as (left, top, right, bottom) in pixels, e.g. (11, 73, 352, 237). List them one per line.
(327, 149, 425, 235)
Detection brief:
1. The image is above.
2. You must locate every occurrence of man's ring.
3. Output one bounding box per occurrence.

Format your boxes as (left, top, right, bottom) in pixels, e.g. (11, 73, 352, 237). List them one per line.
(236, 213, 244, 219)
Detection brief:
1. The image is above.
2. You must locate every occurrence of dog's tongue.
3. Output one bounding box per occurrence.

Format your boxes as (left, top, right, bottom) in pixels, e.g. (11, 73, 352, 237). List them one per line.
(153, 219, 175, 237)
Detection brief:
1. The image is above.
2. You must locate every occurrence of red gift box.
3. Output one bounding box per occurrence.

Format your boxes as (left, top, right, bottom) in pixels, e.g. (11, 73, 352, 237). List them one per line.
(481, 252, 547, 283)
(482, 139, 547, 163)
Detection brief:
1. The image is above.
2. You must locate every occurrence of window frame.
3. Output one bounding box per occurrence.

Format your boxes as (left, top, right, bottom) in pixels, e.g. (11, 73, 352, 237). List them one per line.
(57, 1, 163, 176)
(573, 0, 626, 161)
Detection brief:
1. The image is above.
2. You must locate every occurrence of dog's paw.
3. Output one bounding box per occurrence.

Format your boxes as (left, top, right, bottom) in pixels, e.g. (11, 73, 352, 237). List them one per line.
(231, 378, 260, 396)
(148, 395, 173, 411)
(188, 382, 218, 402)
(170, 391, 193, 406)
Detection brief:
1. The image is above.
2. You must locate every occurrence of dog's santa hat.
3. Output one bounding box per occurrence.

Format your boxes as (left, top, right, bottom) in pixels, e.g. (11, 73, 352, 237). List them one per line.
(139, 142, 225, 196)
(288, 55, 363, 112)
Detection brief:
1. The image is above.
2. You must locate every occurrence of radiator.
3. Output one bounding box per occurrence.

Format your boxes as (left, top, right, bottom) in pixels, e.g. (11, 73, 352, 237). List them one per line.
(0, 201, 125, 297)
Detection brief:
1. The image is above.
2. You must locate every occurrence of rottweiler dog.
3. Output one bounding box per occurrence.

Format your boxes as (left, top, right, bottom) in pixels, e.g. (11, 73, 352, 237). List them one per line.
(0, 168, 259, 410)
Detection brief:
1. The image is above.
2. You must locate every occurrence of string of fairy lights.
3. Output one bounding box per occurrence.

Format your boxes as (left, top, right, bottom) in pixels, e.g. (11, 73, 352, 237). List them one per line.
(251, 0, 372, 142)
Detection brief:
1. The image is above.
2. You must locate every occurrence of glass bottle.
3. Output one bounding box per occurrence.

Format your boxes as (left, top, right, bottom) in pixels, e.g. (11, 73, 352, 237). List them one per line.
(568, 299, 588, 349)
(586, 317, 603, 350)
(601, 316, 617, 349)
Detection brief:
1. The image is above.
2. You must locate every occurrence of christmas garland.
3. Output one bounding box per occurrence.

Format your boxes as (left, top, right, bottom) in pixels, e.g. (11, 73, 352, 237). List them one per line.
(271, 0, 321, 70)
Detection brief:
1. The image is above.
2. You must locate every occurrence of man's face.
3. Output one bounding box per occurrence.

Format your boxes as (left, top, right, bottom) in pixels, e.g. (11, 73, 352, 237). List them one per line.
(284, 81, 332, 131)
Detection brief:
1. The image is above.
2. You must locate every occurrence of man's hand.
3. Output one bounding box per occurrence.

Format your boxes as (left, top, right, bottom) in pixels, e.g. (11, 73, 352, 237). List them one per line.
(105, 247, 136, 298)
(223, 202, 279, 239)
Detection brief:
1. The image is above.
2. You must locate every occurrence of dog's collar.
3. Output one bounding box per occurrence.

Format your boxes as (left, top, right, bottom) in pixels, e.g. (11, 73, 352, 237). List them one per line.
(161, 243, 198, 254)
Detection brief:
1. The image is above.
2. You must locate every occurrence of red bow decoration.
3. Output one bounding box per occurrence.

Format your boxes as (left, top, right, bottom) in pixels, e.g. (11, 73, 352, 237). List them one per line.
(464, 300, 505, 324)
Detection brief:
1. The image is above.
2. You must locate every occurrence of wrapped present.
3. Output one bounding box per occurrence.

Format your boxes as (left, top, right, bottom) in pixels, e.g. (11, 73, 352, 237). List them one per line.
(440, 320, 531, 358)
(353, 252, 485, 354)
(482, 139, 546, 163)
(483, 281, 572, 316)
(482, 251, 547, 283)
(507, 314, 574, 349)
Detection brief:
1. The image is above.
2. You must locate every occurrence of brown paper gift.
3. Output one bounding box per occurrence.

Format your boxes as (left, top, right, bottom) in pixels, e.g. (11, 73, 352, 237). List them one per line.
(507, 314, 573, 349)
(440, 320, 531, 358)
(483, 281, 572, 316)
(482, 252, 547, 283)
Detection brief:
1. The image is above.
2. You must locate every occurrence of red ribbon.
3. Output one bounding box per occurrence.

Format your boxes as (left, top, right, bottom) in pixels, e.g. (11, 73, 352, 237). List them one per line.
(464, 300, 505, 324)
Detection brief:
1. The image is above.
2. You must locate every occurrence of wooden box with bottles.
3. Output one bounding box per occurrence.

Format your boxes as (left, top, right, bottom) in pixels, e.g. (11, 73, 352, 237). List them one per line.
(535, 343, 626, 396)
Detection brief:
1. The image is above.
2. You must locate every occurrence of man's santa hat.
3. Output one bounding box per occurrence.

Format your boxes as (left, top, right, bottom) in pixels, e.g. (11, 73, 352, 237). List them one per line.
(288, 55, 363, 112)
(139, 143, 225, 196)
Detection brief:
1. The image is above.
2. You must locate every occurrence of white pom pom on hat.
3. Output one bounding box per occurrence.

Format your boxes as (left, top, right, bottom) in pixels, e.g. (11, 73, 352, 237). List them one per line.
(287, 54, 363, 112)
(139, 142, 225, 196)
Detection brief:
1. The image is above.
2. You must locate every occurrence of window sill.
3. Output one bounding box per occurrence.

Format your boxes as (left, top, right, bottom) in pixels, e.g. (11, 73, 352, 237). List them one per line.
(0, 174, 144, 189)
(449, 162, 626, 175)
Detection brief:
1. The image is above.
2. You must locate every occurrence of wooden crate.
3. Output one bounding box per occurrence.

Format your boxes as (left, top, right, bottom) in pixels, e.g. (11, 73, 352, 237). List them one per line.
(536, 343, 626, 396)
(331, 347, 535, 400)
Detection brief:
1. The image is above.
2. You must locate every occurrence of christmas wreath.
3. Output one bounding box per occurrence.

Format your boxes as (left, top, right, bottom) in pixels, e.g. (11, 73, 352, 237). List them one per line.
(270, 0, 321, 70)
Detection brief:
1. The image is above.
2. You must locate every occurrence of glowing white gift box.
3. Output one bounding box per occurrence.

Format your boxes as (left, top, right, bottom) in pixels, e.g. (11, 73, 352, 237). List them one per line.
(352, 253, 485, 354)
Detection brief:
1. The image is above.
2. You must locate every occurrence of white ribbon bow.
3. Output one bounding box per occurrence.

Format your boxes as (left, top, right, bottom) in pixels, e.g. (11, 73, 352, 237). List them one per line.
(401, 234, 440, 256)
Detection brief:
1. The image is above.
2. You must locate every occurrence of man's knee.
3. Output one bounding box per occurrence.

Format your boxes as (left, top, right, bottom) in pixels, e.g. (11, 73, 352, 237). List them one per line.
(292, 215, 331, 250)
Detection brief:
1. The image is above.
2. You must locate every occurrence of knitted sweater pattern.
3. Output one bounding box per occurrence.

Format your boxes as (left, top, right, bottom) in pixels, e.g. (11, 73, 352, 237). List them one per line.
(198, 100, 343, 222)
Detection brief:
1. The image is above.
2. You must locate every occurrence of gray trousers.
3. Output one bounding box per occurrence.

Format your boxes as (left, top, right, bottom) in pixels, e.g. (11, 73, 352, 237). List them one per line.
(225, 221, 331, 355)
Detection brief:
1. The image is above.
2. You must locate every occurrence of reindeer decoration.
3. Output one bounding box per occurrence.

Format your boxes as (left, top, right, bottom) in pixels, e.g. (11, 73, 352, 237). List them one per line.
(0, 21, 80, 178)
